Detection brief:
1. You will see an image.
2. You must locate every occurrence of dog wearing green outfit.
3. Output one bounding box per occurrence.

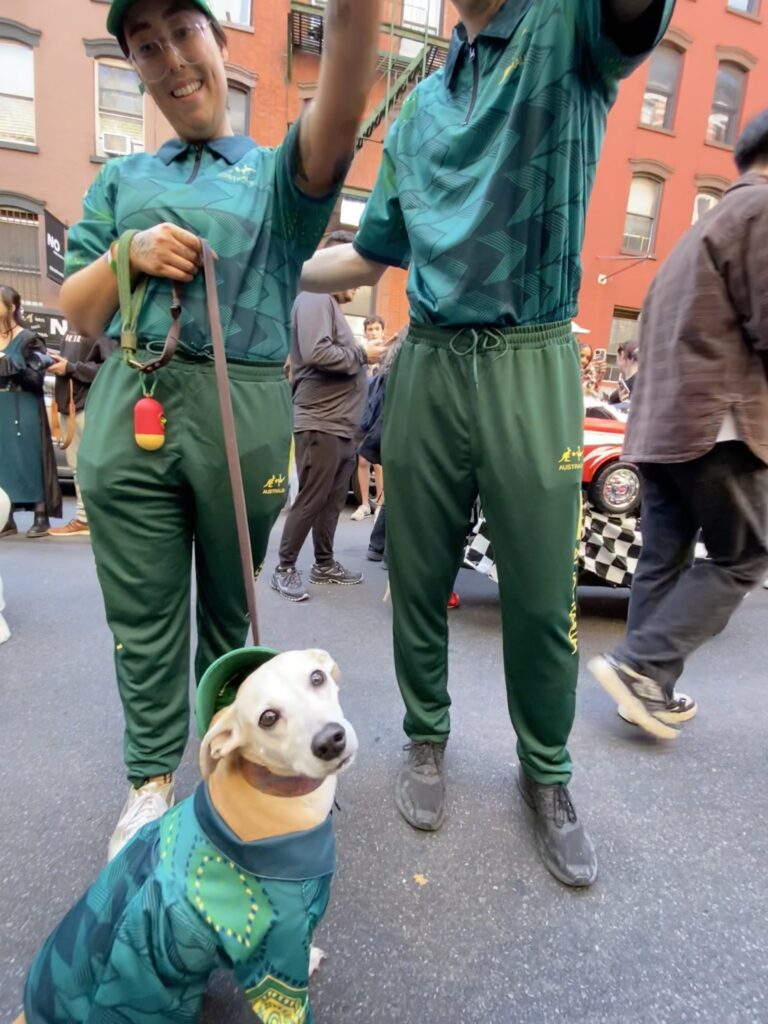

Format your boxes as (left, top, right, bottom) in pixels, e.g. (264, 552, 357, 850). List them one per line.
(17, 649, 357, 1024)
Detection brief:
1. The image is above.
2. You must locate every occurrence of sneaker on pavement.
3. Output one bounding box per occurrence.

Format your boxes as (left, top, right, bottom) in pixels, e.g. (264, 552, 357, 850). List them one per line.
(48, 518, 90, 537)
(517, 767, 598, 887)
(350, 504, 372, 522)
(309, 561, 363, 586)
(619, 691, 697, 727)
(588, 653, 679, 740)
(271, 566, 309, 602)
(395, 741, 447, 831)
(366, 547, 384, 562)
(108, 774, 175, 861)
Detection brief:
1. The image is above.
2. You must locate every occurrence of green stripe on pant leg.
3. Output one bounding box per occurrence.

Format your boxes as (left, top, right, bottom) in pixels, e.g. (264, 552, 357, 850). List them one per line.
(78, 355, 194, 784)
(382, 336, 476, 743)
(473, 325, 583, 784)
(171, 359, 292, 683)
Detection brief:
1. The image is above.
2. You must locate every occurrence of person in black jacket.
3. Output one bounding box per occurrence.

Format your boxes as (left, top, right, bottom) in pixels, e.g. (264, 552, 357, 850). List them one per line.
(47, 332, 116, 536)
(608, 340, 639, 405)
(0, 285, 61, 538)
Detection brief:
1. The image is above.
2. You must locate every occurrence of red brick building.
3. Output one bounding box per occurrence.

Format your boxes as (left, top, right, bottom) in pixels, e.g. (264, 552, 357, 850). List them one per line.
(2, 1, 767, 348)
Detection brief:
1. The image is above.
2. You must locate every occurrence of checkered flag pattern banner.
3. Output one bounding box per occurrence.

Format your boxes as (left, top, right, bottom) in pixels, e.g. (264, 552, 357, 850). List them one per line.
(463, 503, 642, 588)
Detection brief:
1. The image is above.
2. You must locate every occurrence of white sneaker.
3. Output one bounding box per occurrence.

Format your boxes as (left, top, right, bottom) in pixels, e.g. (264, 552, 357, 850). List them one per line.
(618, 692, 698, 727)
(108, 775, 175, 861)
(350, 504, 372, 521)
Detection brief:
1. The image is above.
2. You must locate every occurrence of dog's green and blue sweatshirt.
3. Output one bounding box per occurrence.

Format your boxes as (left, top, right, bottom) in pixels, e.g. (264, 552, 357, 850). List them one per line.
(24, 786, 334, 1024)
(353, 0, 675, 782)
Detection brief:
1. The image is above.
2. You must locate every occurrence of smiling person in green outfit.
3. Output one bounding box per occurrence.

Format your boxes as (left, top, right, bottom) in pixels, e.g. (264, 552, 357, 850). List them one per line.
(301, 0, 677, 887)
(61, 0, 381, 861)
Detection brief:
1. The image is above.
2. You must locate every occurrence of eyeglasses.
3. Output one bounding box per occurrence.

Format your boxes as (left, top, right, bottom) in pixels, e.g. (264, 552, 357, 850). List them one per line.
(129, 16, 212, 84)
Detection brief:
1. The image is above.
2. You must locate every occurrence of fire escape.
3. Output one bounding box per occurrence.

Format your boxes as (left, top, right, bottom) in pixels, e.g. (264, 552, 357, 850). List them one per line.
(287, 1, 449, 150)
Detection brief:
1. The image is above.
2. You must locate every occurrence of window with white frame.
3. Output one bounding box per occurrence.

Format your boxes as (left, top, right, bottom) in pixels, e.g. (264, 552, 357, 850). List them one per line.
(692, 190, 722, 224)
(727, 0, 759, 14)
(96, 60, 144, 158)
(707, 62, 746, 146)
(0, 41, 35, 146)
(0, 206, 41, 303)
(623, 176, 662, 256)
(400, 0, 443, 57)
(227, 84, 249, 136)
(640, 44, 682, 131)
(209, 0, 251, 26)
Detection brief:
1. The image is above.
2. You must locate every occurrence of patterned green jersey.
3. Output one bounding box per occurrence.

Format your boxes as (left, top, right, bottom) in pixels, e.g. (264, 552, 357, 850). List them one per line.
(65, 125, 339, 363)
(354, 0, 675, 327)
(24, 785, 335, 1024)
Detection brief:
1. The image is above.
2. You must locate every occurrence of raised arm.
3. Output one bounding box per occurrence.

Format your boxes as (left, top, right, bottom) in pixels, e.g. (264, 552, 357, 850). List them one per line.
(300, 243, 386, 294)
(297, 0, 381, 196)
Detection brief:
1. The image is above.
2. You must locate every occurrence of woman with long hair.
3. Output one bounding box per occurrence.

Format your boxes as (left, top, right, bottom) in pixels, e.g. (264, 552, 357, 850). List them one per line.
(0, 285, 62, 537)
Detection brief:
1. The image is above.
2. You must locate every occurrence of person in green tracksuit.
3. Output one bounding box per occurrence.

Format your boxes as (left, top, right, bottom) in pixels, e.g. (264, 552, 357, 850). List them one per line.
(301, 0, 676, 887)
(60, 0, 381, 860)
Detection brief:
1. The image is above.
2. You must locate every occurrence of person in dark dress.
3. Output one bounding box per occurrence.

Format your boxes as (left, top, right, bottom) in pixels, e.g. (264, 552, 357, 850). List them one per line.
(0, 286, 62, 538)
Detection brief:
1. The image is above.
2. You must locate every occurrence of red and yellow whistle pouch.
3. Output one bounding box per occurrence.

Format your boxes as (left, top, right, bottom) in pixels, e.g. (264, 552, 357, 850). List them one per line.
(115, 230, 183, 451)
(134, 377, 166, 451)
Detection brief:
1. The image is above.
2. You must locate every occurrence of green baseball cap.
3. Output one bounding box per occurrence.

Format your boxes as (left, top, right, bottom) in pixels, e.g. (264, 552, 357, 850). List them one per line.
(195, 646, 280, 738)
(108, 0, 219, 50)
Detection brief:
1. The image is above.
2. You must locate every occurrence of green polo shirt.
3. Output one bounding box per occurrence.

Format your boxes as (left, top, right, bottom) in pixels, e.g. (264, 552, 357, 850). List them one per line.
(65, 123, 339, 363)
(354, 0, 675, 327)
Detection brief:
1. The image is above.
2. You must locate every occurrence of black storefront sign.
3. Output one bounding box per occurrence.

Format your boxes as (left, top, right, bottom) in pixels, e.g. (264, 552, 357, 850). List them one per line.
(26, 310, 70, 348)
(44, 210, 67, 285)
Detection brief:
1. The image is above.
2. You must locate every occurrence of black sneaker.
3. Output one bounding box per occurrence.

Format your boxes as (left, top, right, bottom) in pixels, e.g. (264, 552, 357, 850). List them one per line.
(309, 561, 363, 586)
(366, 547, 384, 562)
(395, 741, 447, 831)
(588, 653, 679, 740)
(517, 768, 598, 888)
(270, 566, 309, 602)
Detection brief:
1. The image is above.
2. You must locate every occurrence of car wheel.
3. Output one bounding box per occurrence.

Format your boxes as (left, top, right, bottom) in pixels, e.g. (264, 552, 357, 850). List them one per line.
(587, 460, 641, 516)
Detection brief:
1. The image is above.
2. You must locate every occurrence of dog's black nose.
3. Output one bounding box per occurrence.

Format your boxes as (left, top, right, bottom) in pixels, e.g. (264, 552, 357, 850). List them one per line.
(312, 723, 346, 762)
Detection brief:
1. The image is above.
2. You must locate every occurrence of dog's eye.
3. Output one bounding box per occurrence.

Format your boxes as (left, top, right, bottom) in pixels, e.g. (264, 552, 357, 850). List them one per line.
(310, 669, 326, 688)
(259, 710, 280, 729)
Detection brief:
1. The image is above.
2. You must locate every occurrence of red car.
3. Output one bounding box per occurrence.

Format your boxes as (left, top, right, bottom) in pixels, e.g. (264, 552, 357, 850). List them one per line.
(582, 401, 641, 516)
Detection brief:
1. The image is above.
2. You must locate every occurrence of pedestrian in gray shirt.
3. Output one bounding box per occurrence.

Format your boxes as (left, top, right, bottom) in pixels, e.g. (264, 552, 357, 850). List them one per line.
(272, 231, 387, 602)
(590, 109, 768, 739)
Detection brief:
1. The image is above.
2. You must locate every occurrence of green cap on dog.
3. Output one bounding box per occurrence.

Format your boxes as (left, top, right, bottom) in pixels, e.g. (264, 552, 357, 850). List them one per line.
(195, 646, 279, 738)
(107, 0, 219, 50)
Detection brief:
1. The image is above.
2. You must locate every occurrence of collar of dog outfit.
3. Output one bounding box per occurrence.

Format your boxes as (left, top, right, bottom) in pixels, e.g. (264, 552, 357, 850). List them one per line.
(237, 758, 328, 798)
(195, 784, 336, 880)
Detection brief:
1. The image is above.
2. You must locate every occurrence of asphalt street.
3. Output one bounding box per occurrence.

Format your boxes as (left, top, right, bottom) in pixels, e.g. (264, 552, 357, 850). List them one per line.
(2, 497, 767, 1024)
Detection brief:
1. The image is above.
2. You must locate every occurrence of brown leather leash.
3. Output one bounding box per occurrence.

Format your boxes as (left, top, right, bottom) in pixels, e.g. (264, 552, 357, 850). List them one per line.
(201, 240, 261, 646)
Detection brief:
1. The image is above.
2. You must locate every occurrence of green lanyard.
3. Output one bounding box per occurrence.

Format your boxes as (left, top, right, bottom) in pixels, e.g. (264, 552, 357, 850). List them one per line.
(114, 230, 182, 375)
(117, 230, 148, 368)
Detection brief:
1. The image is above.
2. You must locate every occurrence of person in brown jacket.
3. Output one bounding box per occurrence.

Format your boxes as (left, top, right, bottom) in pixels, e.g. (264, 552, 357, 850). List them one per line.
(590, 109, 768, 740)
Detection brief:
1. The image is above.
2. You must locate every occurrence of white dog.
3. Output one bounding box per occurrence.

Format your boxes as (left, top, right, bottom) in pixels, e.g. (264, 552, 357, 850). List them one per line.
(0, 487, 10, 645)
(17, 649, 357, 1024)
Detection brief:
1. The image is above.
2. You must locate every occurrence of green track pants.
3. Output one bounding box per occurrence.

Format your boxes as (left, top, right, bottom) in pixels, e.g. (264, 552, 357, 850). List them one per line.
(382, 322, 583, 784)
(78, 353, 292, 785)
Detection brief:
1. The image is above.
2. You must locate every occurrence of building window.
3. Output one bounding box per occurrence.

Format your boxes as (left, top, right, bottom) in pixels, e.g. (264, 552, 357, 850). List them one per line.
(96, 60, 144, 158)
(0, 206, 41, 303)
(0, 41, 35, 146)
(727, 0, 760, 14)
(707, 62, 746, 146)
(609, 308, 641, 356)
(227, 84, 249, 136)
(209, 0, 251, 26)
(623, 176, 662, 256)
(400, 0, 443, 56)
(340, 196, 366, 228)
(692, 190, 722, 224)
(640, 44, 682, 130)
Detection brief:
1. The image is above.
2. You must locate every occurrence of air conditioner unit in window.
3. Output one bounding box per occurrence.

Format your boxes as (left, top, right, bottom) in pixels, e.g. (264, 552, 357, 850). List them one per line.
(101, 132, 132, 156)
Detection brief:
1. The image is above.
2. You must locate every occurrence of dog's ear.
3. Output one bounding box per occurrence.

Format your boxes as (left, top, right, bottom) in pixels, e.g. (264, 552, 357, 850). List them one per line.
(199, 706, 244, 779)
